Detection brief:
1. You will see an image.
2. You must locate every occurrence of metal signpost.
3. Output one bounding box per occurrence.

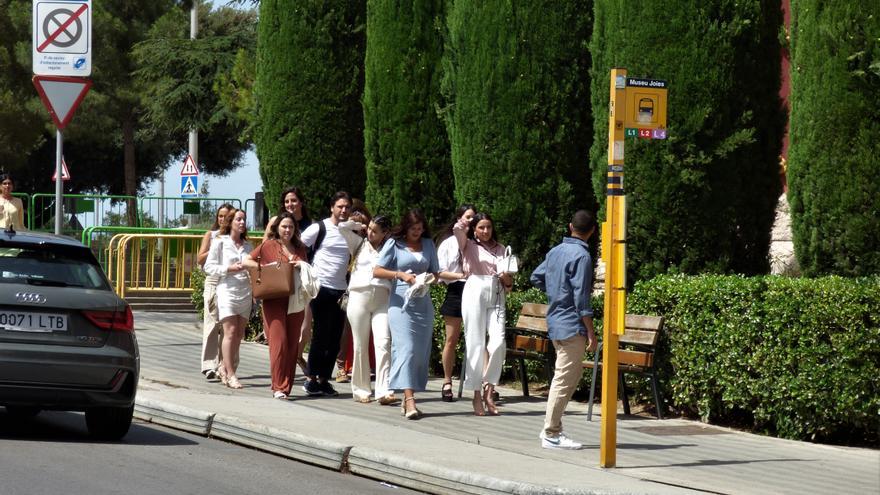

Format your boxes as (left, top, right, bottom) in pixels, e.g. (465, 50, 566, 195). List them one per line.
(32, 0, 92, 235)
(600, 68, 668, 468)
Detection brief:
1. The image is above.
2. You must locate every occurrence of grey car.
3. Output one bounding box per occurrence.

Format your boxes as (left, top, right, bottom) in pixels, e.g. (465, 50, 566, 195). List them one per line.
(0, 228, 139, 439)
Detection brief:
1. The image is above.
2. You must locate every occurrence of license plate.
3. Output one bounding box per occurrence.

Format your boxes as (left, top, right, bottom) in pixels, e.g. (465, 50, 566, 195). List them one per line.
(0, 311, 68, 332)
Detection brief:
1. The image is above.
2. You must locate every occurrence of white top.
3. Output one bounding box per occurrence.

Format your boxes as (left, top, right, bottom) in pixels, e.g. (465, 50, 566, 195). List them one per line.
(204, 235, 253, 284)
(437, 235, 463, 283)
(204, 230, 221, 284)
(348, 241, 392, 292)
(301, 218, 355, 290)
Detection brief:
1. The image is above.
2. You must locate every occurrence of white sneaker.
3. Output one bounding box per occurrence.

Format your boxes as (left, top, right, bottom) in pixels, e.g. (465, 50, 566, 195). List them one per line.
(540, 431, 583, 450)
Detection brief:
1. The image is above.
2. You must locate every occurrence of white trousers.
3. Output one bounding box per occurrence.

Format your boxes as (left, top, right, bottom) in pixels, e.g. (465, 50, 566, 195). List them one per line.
(346, 286, 391, 400)
(200, 278, 222, 372)
(462, 275, 506, 391)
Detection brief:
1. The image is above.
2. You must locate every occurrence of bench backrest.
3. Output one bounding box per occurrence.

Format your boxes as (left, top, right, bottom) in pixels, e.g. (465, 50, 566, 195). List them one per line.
(514, 303, 549, 332)
(617, 314, 664, 368)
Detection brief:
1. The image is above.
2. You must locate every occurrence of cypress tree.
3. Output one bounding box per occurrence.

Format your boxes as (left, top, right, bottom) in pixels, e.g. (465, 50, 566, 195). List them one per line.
(442, 1, 594, 265)
(255, 1, 367, 212)
(788, 1, 880, 276)
(363, 0, 452, 227)
(590, 1, 786, 282)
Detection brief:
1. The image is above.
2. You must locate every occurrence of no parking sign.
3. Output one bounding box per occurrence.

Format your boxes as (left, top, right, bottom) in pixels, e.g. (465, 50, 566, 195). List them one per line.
(32, 0, 92, 76)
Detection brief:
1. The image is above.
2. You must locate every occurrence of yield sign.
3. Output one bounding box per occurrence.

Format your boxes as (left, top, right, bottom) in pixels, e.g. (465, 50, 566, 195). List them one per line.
(180, 154, 199, 176)
(32, 75, 91, 129)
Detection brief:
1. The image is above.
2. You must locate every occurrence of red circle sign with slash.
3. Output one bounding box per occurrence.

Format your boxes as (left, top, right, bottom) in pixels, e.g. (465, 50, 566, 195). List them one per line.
(37, 3, 88, 52)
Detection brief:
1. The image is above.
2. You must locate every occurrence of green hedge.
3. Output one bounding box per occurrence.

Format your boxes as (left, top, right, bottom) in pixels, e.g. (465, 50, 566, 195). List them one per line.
(441, 0, 595, 270)
(363, 0, 453, 227)
(628, 274, 880, 445)
(590, 1, 786, 282)
(787, 0, 880, 276)
(254, 0, 367, 210)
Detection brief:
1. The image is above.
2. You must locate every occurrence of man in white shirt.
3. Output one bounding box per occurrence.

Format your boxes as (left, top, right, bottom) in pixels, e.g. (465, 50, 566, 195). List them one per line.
(300, 191, 352, 396)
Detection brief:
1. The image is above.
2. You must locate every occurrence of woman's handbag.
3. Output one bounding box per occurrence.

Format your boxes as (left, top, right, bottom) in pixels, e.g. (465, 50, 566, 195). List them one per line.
(247, 242, 294, 299)
(498, 245, 519, 274)
(337, 290, 350, 311)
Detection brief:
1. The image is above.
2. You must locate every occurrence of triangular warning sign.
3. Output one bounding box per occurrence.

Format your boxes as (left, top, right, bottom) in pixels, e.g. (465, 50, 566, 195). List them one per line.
(52, 157, 71, 181)
(181, 177, 197, 195)
(180, 154, 199, 176)
(32, 75, 92, 130)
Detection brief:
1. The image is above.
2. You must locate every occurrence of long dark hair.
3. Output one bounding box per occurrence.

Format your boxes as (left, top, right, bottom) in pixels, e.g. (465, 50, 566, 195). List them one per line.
(0, 173, 14, 188)
(392, 209, 431, 241)
(277, 186, 310, 222)
(467, 212, 497, 243)
(435, 203, 475, 244)
(210, 203, 236, 230)
(220, 208, 248, 240)
(268, 211, 305, 250)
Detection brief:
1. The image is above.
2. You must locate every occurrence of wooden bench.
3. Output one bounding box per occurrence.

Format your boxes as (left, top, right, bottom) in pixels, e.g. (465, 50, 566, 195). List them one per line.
(458, 302, 554, 398)
(584, 314, 664, 420)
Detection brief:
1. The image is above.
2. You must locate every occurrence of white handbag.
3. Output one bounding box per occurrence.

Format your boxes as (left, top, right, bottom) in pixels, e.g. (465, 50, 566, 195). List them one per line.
(498, 246, 519, 274)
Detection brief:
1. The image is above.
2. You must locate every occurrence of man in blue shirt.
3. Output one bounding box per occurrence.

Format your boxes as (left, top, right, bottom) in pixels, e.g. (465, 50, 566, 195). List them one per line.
(530, 210, 597, 450)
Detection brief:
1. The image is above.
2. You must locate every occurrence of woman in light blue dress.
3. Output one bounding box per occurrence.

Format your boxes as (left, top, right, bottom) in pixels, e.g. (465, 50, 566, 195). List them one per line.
(374, 209, 456, 419)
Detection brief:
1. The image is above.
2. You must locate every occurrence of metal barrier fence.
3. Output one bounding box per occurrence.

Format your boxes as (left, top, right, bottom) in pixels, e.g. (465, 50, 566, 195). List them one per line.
(106, 233, 205, 298)
(81, 226, 208, 273)
(138, 196, 242, 230)
(29, 193, 139, 233)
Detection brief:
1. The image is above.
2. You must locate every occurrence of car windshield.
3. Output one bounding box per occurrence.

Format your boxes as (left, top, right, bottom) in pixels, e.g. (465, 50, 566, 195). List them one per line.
(0, 246, 111, 291)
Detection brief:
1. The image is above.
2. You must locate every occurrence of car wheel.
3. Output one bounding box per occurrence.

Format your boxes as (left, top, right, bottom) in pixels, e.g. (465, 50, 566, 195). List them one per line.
(4, 406, 41, 419)
(85, 405, 134, 440)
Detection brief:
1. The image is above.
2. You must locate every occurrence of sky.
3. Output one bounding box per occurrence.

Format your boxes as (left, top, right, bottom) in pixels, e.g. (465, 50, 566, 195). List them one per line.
(143, 149, 262, 208)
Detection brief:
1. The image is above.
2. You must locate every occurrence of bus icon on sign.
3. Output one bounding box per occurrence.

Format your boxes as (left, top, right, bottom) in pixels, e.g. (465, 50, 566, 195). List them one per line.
(638, 98, 654, 124)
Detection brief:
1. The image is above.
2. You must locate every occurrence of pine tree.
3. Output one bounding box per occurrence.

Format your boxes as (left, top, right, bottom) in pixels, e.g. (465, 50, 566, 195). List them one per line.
(363, 0, 452, 227)
(255, 0, 367, 213)
(590, 0, 786, 281)
(788, 0, 880, 275)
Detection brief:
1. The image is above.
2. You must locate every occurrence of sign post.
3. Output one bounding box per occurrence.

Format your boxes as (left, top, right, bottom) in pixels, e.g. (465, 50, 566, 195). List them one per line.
(600, 68, 667, 468)
(32, 0, 92, 235)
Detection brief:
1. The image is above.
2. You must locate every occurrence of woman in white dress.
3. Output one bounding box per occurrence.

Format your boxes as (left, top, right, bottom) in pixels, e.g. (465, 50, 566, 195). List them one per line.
(204, 209, 253, 389)
(197, 203, 235, 379)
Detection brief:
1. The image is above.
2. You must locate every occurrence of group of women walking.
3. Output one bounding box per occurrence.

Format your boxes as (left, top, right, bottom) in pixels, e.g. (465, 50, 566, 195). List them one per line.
(198, 187, 516, 419)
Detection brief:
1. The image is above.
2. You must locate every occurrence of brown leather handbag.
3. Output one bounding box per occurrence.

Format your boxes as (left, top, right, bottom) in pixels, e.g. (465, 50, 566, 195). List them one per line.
(247, 242, 293, 300)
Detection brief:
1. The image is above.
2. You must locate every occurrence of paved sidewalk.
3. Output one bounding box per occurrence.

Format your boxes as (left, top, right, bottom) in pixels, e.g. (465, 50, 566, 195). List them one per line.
(132, 312, 879, 495)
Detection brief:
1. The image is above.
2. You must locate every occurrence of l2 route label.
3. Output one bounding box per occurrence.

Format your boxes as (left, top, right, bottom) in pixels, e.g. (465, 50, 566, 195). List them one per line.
(32, 1, 92, 76)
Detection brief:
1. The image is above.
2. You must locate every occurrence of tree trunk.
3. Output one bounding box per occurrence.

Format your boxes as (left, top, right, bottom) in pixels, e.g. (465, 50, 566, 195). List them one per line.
(123, 116, 137, 226)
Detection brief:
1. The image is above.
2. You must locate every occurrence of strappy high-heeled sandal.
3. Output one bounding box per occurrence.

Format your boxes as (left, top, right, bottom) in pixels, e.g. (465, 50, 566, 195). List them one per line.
(472, 393, 486, 416)
(482, 383, 500, 416)
(226, 376, 243, 389)
(441, 382, 454, 402)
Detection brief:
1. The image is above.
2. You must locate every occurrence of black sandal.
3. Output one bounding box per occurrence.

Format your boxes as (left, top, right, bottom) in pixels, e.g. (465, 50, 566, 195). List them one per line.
(441, 382, 454, 402)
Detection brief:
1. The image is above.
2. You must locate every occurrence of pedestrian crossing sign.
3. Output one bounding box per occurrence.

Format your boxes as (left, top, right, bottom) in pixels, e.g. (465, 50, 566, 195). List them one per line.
(180, 175, 198, 197)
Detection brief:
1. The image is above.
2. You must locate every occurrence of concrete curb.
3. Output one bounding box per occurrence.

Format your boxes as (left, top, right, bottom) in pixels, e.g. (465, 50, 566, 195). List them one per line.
(348, 446, 609, 495)
(210, 414, 349, 471)
(134, 397, 214, 436)
(134, 396, 646, 495)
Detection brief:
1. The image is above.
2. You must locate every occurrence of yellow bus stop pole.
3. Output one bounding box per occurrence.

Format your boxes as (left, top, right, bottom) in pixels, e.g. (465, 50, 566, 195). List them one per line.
(600, 68, 628, 468)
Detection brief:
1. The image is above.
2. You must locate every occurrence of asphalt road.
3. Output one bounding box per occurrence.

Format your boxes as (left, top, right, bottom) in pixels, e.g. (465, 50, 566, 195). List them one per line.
(0, 408, 418, 495)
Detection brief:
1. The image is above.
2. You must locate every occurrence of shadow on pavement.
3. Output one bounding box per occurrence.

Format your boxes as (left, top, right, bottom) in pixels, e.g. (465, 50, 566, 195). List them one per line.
(0, 409, 198, 447)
